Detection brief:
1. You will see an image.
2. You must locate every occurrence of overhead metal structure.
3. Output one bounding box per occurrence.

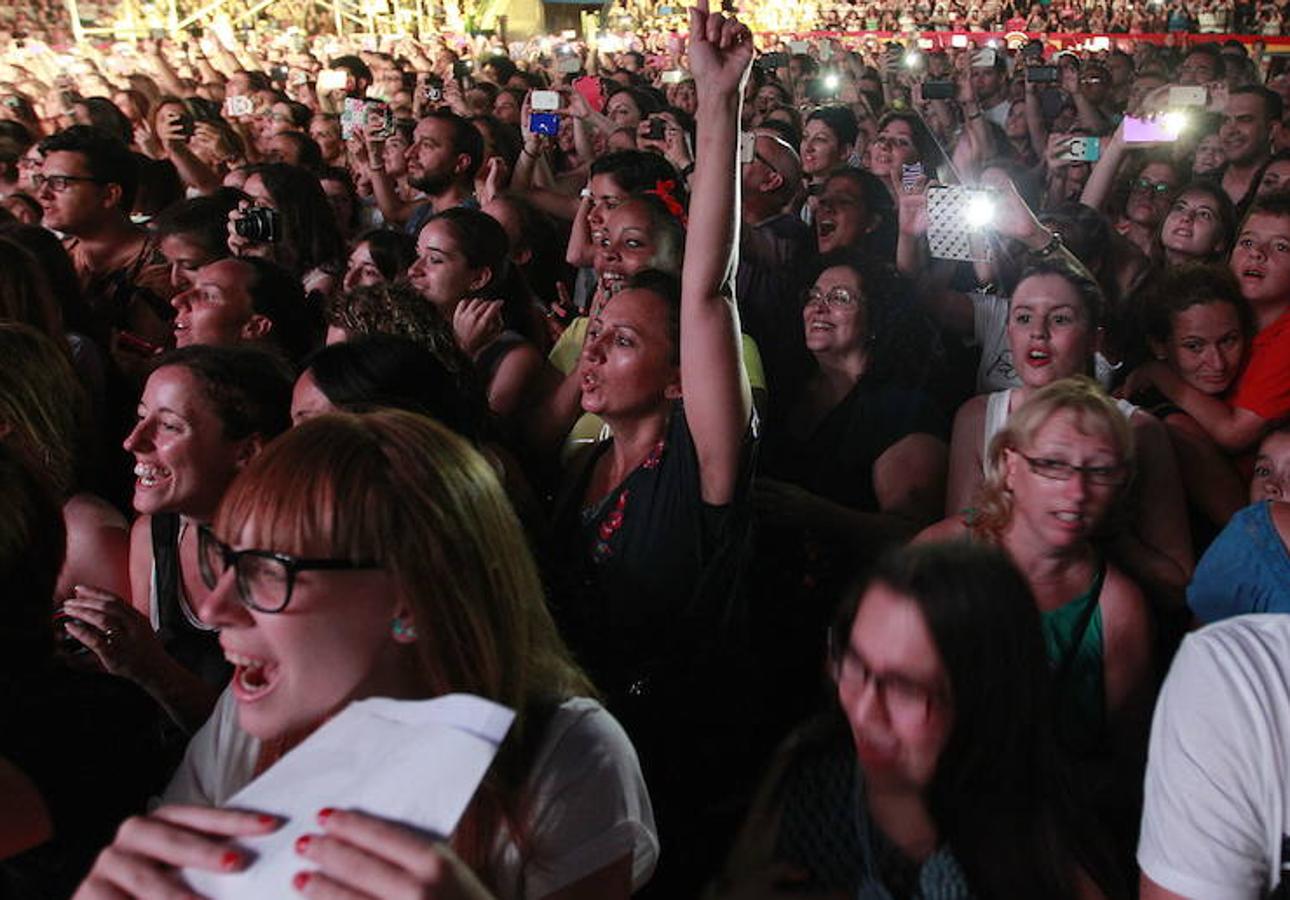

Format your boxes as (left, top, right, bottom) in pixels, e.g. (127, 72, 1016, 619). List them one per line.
(62, 0, 444, 42)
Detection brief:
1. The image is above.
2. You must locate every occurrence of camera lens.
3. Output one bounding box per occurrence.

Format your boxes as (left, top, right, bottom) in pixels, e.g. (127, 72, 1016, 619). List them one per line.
(234, 207, 278, 243)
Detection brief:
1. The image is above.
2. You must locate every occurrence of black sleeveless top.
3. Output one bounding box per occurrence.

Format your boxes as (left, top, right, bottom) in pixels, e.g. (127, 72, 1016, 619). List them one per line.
(151, 513, 231, 687)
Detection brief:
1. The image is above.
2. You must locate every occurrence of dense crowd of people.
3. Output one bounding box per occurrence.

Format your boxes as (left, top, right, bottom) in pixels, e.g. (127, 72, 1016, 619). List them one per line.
(0, 3, 1289, 898)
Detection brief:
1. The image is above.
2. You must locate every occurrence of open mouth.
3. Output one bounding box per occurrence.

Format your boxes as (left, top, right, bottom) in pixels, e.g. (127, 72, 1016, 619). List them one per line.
(133, 462, 172, 489)
(226, 649, 281, 701)
(599, 270, 627, 294)
(818, 219, 837, 238)
(1027, 348, 1052, 366)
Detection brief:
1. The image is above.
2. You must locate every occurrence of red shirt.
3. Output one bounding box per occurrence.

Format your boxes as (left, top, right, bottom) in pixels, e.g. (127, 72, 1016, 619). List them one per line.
(1233, 307, 1290, 423)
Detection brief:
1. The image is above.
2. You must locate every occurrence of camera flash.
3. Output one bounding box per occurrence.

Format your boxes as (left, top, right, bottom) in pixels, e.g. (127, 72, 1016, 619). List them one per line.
(965, 193, 997, 229)
(904, 51, 920, 67)
(823, 73, 840, 90)
(1161, 111, 1187, 137)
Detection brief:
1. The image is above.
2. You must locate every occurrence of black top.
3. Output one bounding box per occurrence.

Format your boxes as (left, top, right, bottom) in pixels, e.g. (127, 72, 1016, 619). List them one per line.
(151, 513, 231, 688)
(0, 667, 174, 900)
(549, 402, 757, 706)
(764, 378, 947, 513)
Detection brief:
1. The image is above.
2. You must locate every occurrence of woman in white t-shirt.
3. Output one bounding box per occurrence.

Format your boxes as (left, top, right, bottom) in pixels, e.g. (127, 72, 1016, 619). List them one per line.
(74, 410, 656, 900)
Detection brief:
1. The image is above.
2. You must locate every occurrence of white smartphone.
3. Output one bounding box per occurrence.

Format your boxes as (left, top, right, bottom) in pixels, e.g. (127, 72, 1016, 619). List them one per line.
(1169, 86, 1207, 107)
(317, 69, 349, 92)
(661, 69, 685, 85)
(531, 90, 560, 110)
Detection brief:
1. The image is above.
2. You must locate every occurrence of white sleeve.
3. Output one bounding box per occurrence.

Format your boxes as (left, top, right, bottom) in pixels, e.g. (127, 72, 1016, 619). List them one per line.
(970, 291, 1007, 347)
(161, 687, 252, 808)
(1137, 630, 1277, 900)
(519, 701, 658, 899)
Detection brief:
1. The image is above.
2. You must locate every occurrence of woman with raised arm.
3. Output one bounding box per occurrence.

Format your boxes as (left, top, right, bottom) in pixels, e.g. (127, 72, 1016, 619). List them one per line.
(548, 4, 757, 893)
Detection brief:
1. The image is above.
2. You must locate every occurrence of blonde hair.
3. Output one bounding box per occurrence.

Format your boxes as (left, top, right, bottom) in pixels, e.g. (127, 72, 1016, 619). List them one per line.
(0, 323, 85, 497)
(971, 376, 1134, 543)
(214, 410, 593, 881)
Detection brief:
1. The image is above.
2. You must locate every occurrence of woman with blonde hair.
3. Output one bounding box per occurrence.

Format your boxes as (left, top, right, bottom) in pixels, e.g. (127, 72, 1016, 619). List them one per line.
(76, 410, 656, 900)
(922, 376, 1153, 872)
(944, 257, 1192, 601)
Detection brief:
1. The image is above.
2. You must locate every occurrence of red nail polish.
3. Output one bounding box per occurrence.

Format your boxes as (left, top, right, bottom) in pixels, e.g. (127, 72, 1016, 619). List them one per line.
(317, 807, 335, 826)
(295, 835, 312, 854)
(219, 850, 244, 871)
(257, 813, 279, 828)
(292, 871, 312, 891)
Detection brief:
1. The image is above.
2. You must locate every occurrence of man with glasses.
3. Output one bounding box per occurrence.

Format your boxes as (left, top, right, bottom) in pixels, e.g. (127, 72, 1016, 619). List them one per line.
(736, 126, 808, 396)
(37, 125, 175, 365)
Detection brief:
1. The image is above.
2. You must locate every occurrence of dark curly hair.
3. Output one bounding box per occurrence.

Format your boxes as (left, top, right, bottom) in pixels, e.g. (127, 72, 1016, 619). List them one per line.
(805, 249, 944, 388)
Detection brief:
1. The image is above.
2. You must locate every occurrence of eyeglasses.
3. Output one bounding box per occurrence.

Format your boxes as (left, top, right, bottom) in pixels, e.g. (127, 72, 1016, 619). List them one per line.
(828, 626, 946, 724)
(197, 524, 380, 614)
(1130, 177, 1173, 195)
(32, 173, 105, 192)
(1017, 453, 1128, 486)
(803, 286, 864, 308)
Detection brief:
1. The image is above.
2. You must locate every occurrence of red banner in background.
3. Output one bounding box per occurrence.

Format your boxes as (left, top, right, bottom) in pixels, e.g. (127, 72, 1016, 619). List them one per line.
(754, 31, 1290, 54)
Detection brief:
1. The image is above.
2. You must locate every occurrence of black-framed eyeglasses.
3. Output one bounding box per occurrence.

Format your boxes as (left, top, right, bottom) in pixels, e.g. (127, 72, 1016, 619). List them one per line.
(197, 524, 380, 614)
(1018, 453, 1128, 486)
(31, 173, 106, 193)
(826, 625, 947, 724)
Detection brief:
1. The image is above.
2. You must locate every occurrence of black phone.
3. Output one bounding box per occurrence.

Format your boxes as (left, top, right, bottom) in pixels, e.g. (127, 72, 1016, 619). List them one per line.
(756, 51, 790, 70)
(922, 80, 955, 100)
(645, 117, 667, 140)
(1027, 65, 1059, 83)
(453, 59, 473, 80)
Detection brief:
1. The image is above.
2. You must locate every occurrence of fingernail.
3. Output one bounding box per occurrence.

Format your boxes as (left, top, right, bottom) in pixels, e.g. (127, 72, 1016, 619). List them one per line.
(257, 813, 280, 828)
(292, 871, 312, 891)
(317, 807, 335, 826)
(219, 850, 244, 871)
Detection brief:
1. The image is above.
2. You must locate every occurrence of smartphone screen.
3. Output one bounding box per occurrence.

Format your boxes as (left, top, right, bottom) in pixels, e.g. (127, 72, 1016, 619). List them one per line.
(1123, 114, 1182, 143)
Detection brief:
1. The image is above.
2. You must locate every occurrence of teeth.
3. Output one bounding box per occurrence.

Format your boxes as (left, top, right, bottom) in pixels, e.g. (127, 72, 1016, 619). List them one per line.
(1055, 512, 1080, 523)
(133, 463, 171, 486)
(225, 650, 265, 669)
(1029, 350, 1049, 359)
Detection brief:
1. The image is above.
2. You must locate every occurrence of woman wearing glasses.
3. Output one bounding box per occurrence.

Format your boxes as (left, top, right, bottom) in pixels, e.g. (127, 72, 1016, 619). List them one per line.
(1079, 116, 1184, 259)
(944, 258, 1192, 600)
(715, 541, 1123, 898)
(752, 253, 946, 743)
(926, 377, 1153, 873)
(61, 345, 293, 734)
(75, 410, 655, 900)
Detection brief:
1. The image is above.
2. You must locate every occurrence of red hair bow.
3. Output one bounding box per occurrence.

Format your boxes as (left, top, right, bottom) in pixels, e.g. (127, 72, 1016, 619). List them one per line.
(646, 178, 688, 227)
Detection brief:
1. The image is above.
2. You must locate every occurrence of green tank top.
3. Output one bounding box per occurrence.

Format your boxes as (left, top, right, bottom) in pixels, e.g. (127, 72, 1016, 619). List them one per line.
(1041, 564, 1107, 758)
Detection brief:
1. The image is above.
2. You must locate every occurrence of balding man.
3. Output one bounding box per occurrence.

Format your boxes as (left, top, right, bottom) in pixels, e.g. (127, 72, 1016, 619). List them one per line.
(736, 127, 810, 395)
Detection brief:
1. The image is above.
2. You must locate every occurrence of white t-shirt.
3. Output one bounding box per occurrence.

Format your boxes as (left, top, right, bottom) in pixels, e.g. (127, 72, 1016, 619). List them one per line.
(971, 291, 1017, 394)
(1138, 615, 1290, 899)
(165, 691, 658, 899)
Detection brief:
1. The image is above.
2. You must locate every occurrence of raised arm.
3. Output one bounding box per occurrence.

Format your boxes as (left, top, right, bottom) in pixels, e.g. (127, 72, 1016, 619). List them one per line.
(682, 0, 754, 506)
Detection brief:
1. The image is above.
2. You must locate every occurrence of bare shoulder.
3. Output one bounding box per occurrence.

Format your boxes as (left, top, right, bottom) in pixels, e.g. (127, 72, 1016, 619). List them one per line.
(1099, 561, 1151, 642)
(63, 492, 129, 532)
(952, 392, 989, 433)
(914, 515, 969, 545)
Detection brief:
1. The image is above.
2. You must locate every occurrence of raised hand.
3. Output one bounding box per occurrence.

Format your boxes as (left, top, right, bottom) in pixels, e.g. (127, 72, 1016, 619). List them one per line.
(686, 0, 753, 97)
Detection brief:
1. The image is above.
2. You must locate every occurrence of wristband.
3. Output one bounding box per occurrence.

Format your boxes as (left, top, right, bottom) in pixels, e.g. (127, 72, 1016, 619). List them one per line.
(1031, 230, 1063, 258)
(680, 162, 695, 178)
